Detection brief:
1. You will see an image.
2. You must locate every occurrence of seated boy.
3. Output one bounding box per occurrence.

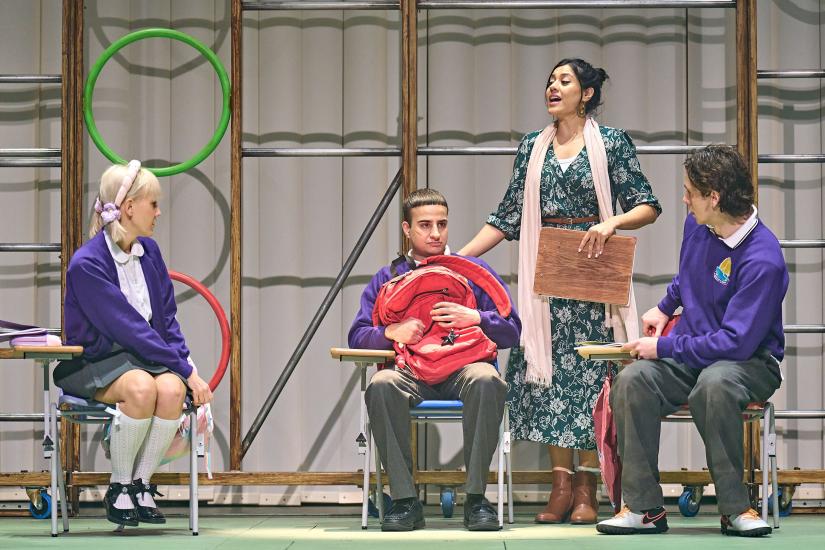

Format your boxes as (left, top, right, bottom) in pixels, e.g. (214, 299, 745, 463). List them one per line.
(349, 189, 521, 531)
(597, 146, 788, 537)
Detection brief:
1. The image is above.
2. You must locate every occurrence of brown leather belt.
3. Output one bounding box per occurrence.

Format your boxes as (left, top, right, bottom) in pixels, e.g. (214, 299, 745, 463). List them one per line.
(542, 215, 600, 225)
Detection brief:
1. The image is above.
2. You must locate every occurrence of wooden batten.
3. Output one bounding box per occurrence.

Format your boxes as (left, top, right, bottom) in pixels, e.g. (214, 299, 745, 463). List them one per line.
(230, 0, 244, 471)
(736, 0, 758, 203)
(400, 0, 418, 253)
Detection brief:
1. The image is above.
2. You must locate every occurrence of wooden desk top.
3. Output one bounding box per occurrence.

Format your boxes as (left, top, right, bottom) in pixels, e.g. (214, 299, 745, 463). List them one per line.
(330, 347, 395, 363)
(575, 345, 632, 361)
(0, 345, 84, 360)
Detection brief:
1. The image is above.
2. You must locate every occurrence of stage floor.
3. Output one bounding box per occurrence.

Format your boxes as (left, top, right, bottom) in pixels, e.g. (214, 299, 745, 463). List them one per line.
(1, 505, 821, 549)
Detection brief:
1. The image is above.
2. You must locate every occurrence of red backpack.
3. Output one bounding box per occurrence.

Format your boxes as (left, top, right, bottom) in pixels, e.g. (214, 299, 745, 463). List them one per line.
(372, 255, 512, 384)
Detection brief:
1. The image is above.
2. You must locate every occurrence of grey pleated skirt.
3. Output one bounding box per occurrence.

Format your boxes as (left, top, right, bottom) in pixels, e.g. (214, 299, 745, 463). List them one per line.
(53, 347, 185, 399)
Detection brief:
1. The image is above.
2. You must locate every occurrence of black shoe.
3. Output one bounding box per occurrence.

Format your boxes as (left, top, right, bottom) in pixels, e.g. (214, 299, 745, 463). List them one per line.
(103, 483, 139, 527)
(464, 495, 500, 531)
(381, 498, 425, 532)
(130, 480, 166, 524)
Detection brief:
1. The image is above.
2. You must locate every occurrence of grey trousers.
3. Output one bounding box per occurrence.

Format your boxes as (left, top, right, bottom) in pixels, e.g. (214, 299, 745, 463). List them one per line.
(610, 350, 782, 516)
(365, 362, 507, 500)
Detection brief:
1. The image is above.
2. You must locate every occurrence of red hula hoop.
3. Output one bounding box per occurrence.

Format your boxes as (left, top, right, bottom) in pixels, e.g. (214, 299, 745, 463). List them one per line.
(169, 270, 230, 392)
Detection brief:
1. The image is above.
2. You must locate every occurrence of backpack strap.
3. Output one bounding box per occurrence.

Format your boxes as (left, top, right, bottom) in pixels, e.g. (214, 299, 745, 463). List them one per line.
(420, 255, 512, 317)
(389, 254, 414, 277)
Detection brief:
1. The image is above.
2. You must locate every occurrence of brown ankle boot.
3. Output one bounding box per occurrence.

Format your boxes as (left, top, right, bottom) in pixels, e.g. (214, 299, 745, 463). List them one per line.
(569, 471, 599, 524)
(535, 470, 573, 523)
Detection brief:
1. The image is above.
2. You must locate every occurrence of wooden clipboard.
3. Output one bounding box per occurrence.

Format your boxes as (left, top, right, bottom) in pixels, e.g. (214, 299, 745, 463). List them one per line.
(534, 227, 637, 306)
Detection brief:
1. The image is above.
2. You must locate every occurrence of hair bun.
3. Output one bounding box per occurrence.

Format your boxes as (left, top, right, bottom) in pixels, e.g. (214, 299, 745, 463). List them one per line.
(597, 67, 609, 83)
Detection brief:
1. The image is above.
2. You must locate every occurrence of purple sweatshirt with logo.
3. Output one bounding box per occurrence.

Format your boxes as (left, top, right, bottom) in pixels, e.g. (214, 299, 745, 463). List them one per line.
(656, 214, 788, 369)
(348, 254, 521, 351)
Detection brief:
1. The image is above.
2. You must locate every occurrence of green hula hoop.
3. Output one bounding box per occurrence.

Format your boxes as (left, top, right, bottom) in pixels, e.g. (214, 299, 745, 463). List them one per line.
(84, 28, 231, 177)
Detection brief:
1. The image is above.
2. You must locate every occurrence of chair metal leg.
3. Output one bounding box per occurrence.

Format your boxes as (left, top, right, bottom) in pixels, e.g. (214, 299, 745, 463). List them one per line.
(497, 416, 504, 528)
(766, 403, 779, 528)
(504, 409, 513, 524)
(189, 409, 199, 535)
(361, 427, 372, 529)
(49, 402, 59, 537)
(360, 381, 371, 529)
(760, 407, 769, 524)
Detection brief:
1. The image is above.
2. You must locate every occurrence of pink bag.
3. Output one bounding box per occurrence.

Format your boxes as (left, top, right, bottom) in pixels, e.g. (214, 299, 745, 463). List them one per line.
(160, 404, 214, 477)
(594, 371, 621, 514)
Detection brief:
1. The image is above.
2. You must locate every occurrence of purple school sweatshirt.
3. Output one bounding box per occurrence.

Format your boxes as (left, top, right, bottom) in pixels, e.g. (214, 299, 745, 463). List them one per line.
(63, 231, 193, 378)
(348, 254, 521, 352)
(656, 213, 788, 369)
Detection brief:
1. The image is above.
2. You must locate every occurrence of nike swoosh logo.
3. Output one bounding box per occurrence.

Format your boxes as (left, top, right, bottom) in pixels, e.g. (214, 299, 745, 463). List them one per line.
(642, 511, 666, 524)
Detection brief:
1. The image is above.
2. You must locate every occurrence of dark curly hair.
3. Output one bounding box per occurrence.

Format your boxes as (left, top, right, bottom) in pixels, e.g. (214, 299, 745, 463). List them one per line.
(684, 145, 754, 218)
(546, 58, 609, 115)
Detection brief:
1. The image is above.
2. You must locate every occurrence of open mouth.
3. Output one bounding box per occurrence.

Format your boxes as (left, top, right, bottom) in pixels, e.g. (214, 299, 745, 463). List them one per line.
(548, 96, 562, 105)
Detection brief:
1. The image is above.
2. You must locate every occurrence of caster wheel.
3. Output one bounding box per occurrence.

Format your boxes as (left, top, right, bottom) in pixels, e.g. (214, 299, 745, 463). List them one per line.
(678, 486, 702, 517)
(768, 486, 793, 517)
(29, 490, 51, 519)
(440, 487, 455, 518)
(367, 492, 392, 518)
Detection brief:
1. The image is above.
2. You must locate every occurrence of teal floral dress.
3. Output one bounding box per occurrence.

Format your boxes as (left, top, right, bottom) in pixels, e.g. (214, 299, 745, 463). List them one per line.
(488, 126, 661, 449)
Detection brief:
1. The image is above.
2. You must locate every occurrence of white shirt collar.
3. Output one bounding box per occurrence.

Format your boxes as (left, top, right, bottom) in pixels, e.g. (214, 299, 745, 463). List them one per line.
(104, 231, 145, 264)
(408, 245, 451, 266)
(712, 206, 758, 249)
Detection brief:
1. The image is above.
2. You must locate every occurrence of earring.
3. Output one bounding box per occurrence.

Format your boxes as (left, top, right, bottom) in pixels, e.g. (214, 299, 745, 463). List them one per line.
(577, 102, 586, 117)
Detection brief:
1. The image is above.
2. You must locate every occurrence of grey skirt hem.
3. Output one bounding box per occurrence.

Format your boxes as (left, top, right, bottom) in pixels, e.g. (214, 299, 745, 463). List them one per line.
(53, 349, 187, 399)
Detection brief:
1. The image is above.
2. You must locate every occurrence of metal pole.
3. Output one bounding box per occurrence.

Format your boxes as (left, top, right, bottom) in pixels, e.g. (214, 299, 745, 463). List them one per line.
(0, 75, 61, 84)
(779, 240, 825, 249)
(242, 144, 714, 157)
(243, 0, 736, 8)
(0, 148, 61, 157)
(759, 154, 825, 164)
(757, 70, 825, 79)
(0, 243, 61, 252)
(784, 324, 825, 333)
(0, 159, 61, 167)
(240, 170, 404, 458)
(421, 0, 735, 7)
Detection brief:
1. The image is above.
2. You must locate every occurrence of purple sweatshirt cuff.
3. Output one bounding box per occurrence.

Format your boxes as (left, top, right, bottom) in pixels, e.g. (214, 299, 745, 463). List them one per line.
(657, 296, 679, 317)
(657, 336, 674, 359)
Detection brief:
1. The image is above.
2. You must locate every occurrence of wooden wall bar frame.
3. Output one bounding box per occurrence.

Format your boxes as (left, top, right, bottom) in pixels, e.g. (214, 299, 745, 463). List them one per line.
(400, 0, 417, 253)
(230, 0, 244, 471)
(60, 0, 85, 514)
(736, 0, 758, 201)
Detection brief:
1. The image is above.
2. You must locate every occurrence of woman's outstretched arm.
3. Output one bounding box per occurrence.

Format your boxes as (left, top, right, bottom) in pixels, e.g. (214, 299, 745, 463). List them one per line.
(459, 224, 507, 257)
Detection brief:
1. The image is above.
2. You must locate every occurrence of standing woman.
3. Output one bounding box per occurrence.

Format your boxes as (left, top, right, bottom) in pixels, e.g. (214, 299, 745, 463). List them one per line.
(54, 161, 213, 527)
(459, 58, 660, 524)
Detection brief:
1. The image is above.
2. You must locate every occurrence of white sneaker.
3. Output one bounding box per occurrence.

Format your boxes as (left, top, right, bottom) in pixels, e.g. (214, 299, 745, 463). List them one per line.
(721, 508, 772, 537)
(596, 506, 668, 535)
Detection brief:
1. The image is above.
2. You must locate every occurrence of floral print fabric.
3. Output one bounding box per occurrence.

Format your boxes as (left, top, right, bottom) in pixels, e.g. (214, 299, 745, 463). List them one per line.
(489, 125, 661, 449)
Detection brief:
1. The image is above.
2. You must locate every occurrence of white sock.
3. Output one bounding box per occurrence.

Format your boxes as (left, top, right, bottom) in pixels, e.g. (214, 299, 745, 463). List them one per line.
(132, 416, 180, 507)
(109, 412, 151, 509)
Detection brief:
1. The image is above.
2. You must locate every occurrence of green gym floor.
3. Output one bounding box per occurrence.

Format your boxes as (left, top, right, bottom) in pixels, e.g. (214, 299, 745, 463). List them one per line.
(0, 504, 822, 549)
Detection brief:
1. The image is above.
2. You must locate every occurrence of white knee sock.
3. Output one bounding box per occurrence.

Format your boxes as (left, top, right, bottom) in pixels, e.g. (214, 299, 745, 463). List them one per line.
(132, 416, 180, 507)
(109, 412, 152, 509)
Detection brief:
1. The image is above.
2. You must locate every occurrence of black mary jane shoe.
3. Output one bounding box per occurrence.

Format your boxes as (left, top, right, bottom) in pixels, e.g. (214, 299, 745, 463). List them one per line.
(131, 480, 167, 524)
(104, 482, 139, 527)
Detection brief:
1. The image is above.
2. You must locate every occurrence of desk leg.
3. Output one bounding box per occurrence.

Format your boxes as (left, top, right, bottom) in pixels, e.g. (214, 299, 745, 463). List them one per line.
(40, 361, 52, 460)
(360, 368, 370, 529)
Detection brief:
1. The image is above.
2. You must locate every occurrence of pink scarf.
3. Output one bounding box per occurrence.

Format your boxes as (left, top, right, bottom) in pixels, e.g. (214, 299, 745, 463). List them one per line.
(519, 117, 639, 386)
